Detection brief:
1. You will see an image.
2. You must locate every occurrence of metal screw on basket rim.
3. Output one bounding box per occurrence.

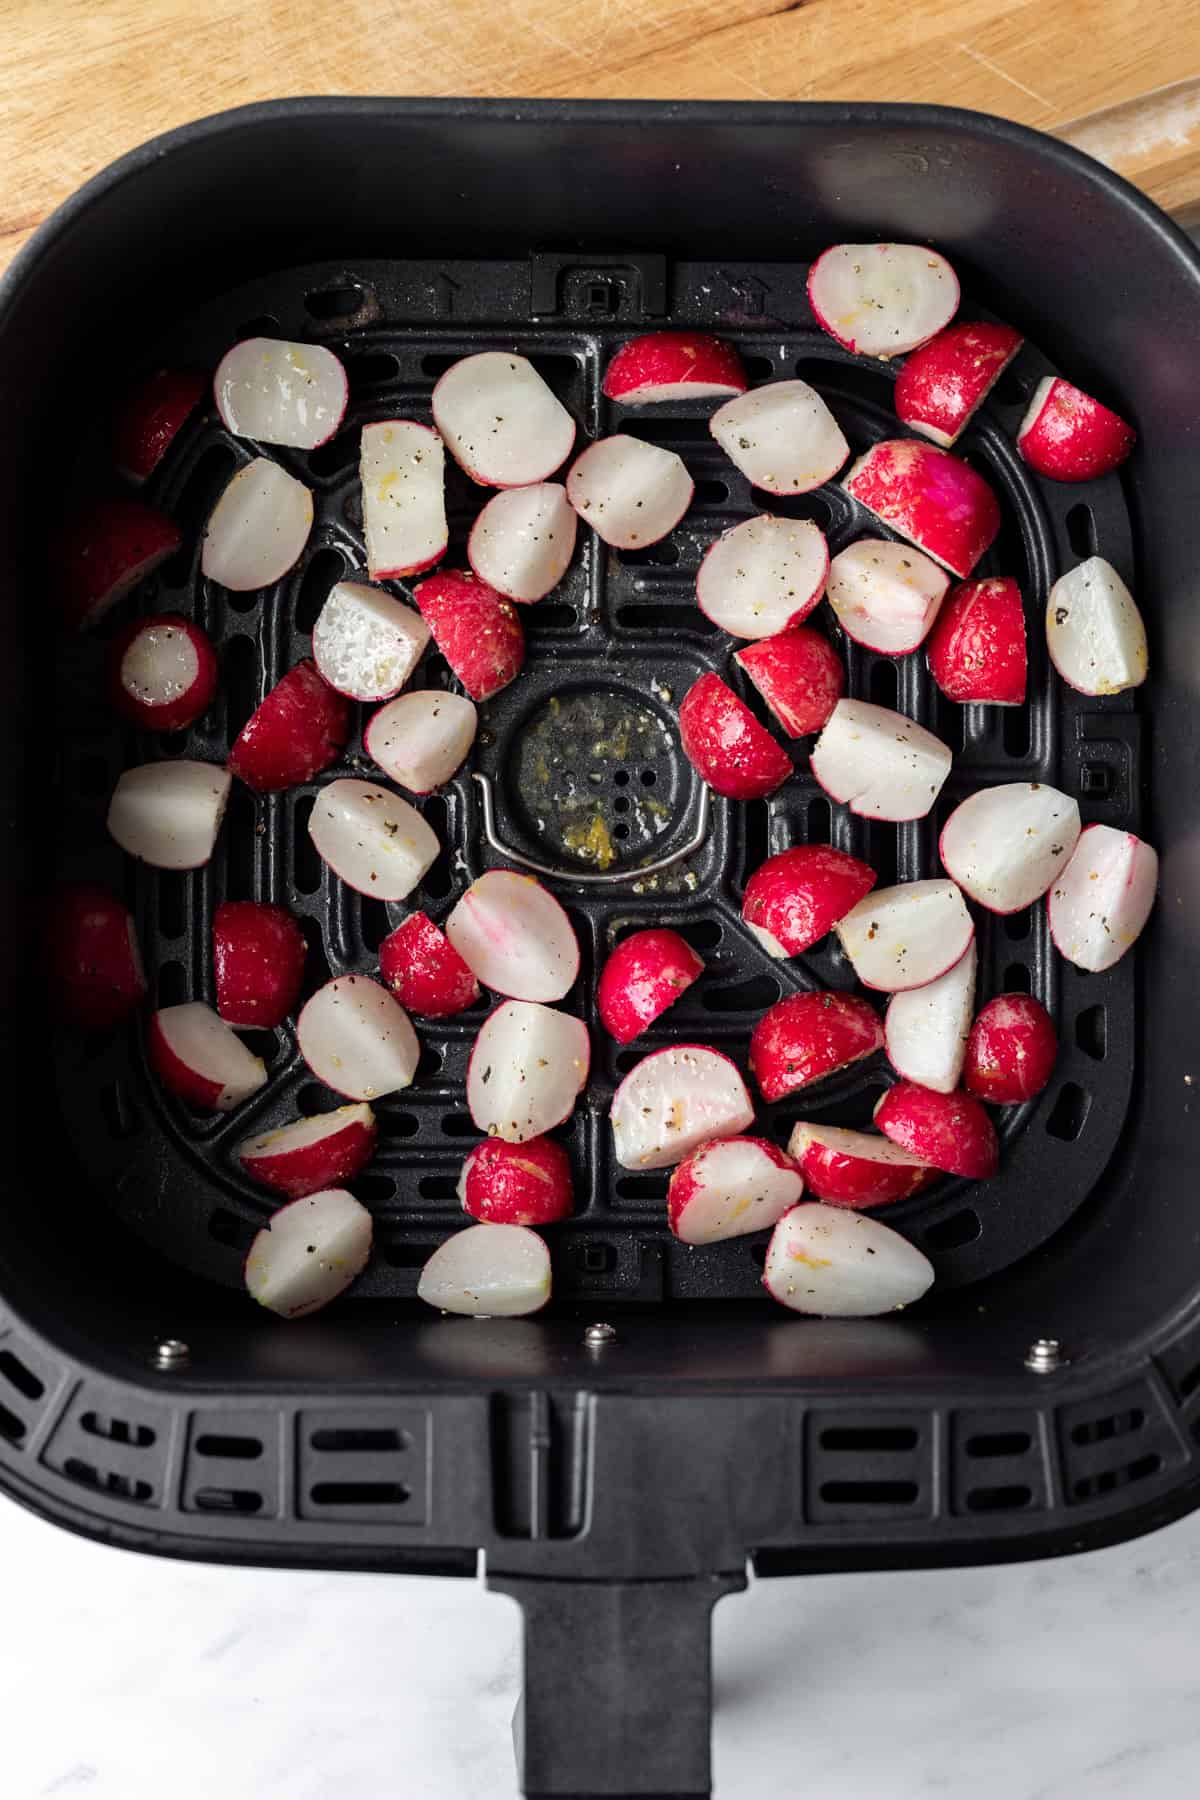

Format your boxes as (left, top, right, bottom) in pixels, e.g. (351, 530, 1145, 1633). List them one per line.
(153, 1338, 191, 1370)
(1025, 1337, 1064, 1372)
(584, 1322, 618, 1348)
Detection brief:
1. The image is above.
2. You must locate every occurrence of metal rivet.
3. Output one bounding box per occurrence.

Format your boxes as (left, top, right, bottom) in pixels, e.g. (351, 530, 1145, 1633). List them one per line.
(583, 1322, 617, 1349)
(1025, 1337, 1064, 1373)
(153, 1338, 190, 1370)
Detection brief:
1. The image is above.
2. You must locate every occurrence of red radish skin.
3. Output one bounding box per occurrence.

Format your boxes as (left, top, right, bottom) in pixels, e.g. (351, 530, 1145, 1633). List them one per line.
(695, 515, 829, 639)
(244, 1188, 373, 1319)
(1017, 377, 1136, 482)
(201, 458, 313, 592)
(874, 1081, 998, 1179)
(604, 332, 747, 405)
(414, 570, 525, 702)
(360, 420, 447, 579)
(842, 439, 1001, 579)
(742, 845, 876, 959)
(56, 498, 182, 631)
(114, 368, 206, 483)
(825, 538, 949, 655)
(763, 1202, 935, 1315)
(308, 780, 439, 902)
(1047, 824, 1158, 973)
(810, 699, 952, 823)
(708, 381, 849, 494)
(894, 322, 1024, 446)
(45, 883, 146, 1031)
(468, 483, 577, 602)
(432, 352, 575, 487)
(808, 244, 959, 357)
(836, 880, 974, 993)
(380, 913, 480, 1017)
(926, 576, 1027, 705)
(610, 1044, 755, 1171)
(679, 673, 792, 800)
(311, 581, 431, 703)
(148, 1002, 267, 1112)
(108, 613, 219, 733)
(749, 991, 883, 1102)
(297, 974, 419, 1101)
(667, 1136, 803, 1245)
(214, 901, 305, 1028)
(940, 782, 1081, 914)
(237, 1104, 379, 1199)
(735, 629, 845, 737)
(597, 928, 704, 1044)
(788, 1122, 931, 1209)
(214, 338, 348, 450)
(107, 760, 231, 870)
(458, 1136, 573, 1226)
(1045, 557, 1148, 697)
(566, 435, 693, 549)
(965, 994, 1057, 1104)
(228, 660, 350, 793)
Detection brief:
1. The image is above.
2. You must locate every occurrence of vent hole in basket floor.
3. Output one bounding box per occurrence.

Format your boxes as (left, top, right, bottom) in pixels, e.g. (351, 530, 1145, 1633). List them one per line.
(1071, 1407, 1144, 1446)
(0, 1351, 44, 1402)
(1046, 1083, 1090, 1141)
(820, 1480, 919, 1507)
(1076, 1003, 1108, 1060)
(1003, 703, 1032, 759)
(292, 796, 322, 895)
(966, 1431, 1032, 1458)
(296, 546, 346, 630)
(310, 1481, 410, 1506)
(819, 1426, 918, 1452)
(0, 1403, 24, 1443)
(616, 1173, 669, 1201)
(379, 1110, 420, 1139)
(420, 796, 453, 900)
(418, 1174, 457, 1199)
(617, 603, 717, 634)
(677, 918, 722, 952)
(235, 314, 280, 339)
(1080, 760, 1115, 798)
(346, 351, 401, 393)
(992, 367, 1031, 408)
(965, 1484, 1033, 1512)
(694, 479, 729, 507)
(807, 796, 832, 844)
(360, 895, 392, 952)
(750, 489, 834, 531)
(381, 1238, 440, 1266)
(156, 959, 188, 1008)
(305, 283, 365, 320)
(223, 632, 261, 743)
(1073, 1454, 1161, 1502)
(1004, 906, 1033, 942)
(924, 1209, 982, 1251)
(1066, 503, 1098, 559)
(308, 432, 361, 480)
(192, 1486, 263, 1513)
(869, 658, 898, 709)
(194, 1433, 263, 1460)
(209, 1209, 253, 1249)
(743, 798, 770, 873)
(355, 1172, 398, 1203)
(1005, 962, 1033, 995)
(81, 1412, 155, 1449)
(702, 973, 781, 1011)
(156, 870, 187, 940)
(310, 1427, 408, 1453)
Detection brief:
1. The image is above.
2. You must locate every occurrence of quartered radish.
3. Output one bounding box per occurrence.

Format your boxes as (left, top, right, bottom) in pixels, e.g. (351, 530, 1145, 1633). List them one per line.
(810, 698, 952, 822)
(107, 760, 231, 869)
(414, 570, 525, 702)
(227, 659, 351, 792)
(114, 367, 206, 483)
(214, 901, 306, 1029)
(201, 457, 313, 591)
(940, 782, 1081, 913)
(566, 435, 693, 549)
(1017, 377, 1136, 482)
(741, 844, 877, 958)
(458, 1136, 573, 1226)
(108, 613, 219, 733)
(467, 1001, 589, 1143)
(596, 927, 704, 1044)
(708, 380, 849, 494)
(417, 1223, 552, 1317)
(1046, 557, 1148, 696)
(148, 1002, 267, 1111)
(604, 332, 748, 405)
(214, 338, 348, 449)
(668, 1137, 803, 1245)
(808, 244, 959, 358)
(446, 870, 579, 1003)
(825, 538, 949, 654)
(735, 628, 845, 737)
(308, 779, 439, 900)
(836, 880, 974, 992)
(468, 483, 577, 602)
(875, 1081, 998, 1179)
(749, 991, 884, 1102)
(298, 974, 419, 1101)
(842, 439, 1000, 578)
(365, 690, 477, 793)
(432, 351, 575, 487)
(237, 1104, 379, 1199)
(787, 1122, 930, 1208)
(360, 420, 446, 579)
(763, 1202, 935, 1316)
(679, 673, 792, 800)
(57, 497, 182, 631)
(894, 321, 1024, 446)
(244, 1188, 372, 1319)
(926, 576, 1027, 705)
(695, 515, 828, 638)
(610, 1045, 754, 1171)
(884, 940, 976, 1094)
(1047, 824, 1158, 972)
(311, 581, 431, 701)
(965, 993, 1058, 1103)
(45, 883, 146, 1032)
(379, 912, 480, 1017)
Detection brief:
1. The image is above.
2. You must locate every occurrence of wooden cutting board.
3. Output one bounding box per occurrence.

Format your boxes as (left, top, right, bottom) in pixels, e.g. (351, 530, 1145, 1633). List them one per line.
(2, 0, 1198, 273)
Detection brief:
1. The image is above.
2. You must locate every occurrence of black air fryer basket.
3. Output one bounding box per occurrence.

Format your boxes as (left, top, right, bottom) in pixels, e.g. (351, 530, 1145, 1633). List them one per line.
(1, 99, 1199, 1798)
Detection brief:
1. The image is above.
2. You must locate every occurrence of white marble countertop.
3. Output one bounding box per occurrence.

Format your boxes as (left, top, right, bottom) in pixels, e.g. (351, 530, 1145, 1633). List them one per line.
(2, 1488, 1198, 1799)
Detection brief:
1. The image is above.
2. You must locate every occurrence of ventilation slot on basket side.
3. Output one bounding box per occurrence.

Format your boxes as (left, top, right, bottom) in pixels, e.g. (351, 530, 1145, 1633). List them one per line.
(952, 1413, 1047, 1515)
(299, 1409, 427, 1522)
(1059, 1384, 1183, 1508)
(182, 1413, 279, 1518)
(807, 1413, 931, 1521)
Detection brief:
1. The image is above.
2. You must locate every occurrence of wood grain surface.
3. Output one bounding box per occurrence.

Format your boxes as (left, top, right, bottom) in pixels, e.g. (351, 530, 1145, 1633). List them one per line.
(2, 0, 1199, 274)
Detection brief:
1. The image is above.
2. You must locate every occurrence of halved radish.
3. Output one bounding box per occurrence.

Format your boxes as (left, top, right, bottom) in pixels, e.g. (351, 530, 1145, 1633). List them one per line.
(825, 538, 949, 654)
(45, 882, 147, 1032)
(108, 613, 219, 733)
(668, 1136, 803, 1245)
(201, 457, 313, 591)
(842, 439, 1000, 578)
(364, 690, 477, 793)
(874, 1081, 998, 1179)
(749, 991, 883, 1102)
(735, 628, 845, 737)
(808, 243, 959, 358)
(237, 1103, 378, 1199)
(810, 699, 951, 822)
(696, 515, 828, 639)
(678, 673, 792, 800)
(446, 870, 579, 1003)
(610, 1045, 754, 1171)
(1017, 377, 1136, 482)
(1045, 557, 1148, 696)
(311, 581, 431, 702)
(893, 321, 1024, 446)
(380, 912, 480, 1017)
(926, 576, 1027, 705)
(566, 435, 693, 549)
(467, 1001, 589, 1143)
(57, 497, 182, 631)
(708, 380, 849, 494)
(308, 779, 440, 901)
(787, 1122, 930, 1208)
(763, 1202, 934, 1315)
(413, 570, 525, 702)
(1047, 824, 1158, 972)
(604, 332, 748, 406)
(360, 420, 447, 579)
(432, 351, 575, 487)
(836, 880, 974, 993)
(214, 338, 348, 450)
(964, 994, 1057, 1103)
(114, 367, 207, 483)
(417, 1223, 552, 1317)
(148, 1002, 267, 1111)
(596, 927, 704, 1044)
(468, 483, 577, 602)
(884, 940, 976, 1094)
(244, 1188, 372, 1318)
(297, 974, 419, 1101)
(214, 901, 306, 1029)
(940, 783, 1081, 913)
(227, 660, 351, 793)
(107, 760, 231, 869)
(741, 845, 877, 958)
(458, 1136, 573, 1226)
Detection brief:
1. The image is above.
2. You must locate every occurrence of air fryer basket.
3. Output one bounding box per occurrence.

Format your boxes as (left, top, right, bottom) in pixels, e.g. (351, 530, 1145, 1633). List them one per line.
(1, 100, 1199, 1798)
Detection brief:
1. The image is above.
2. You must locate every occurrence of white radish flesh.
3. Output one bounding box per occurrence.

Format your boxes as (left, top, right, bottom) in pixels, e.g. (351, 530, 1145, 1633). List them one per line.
(836, 880, 974, 992)
(308, 779, 439, 900)
(417, 1223, 551, 1317)
(885, 941, 976, 1094)
(1048, 825, 1158, 972)
(152, 1002, 268, 1110)
(120, 623, 199, 708)
(432, 352, 575, 486)
(311, 581, 431, 701)
(610, 1046, 755, 1171)
(763, 1203, 934, 1316)
(365, 690, 477, 793)
(709, 381, 849, 494)
(245, 1188, 373, 1318)
(446, 870, 579, 1002)
(940, 783, 1081, 913)
(214, 338, 348, 450)
(360, 421, 447, 579)
(825, 539, 949, 654)
(695, 516, 828, 638)
(669, 1138, 803, 1245)
(297, 975, 419, 1100)
(468, 483, 577, 601)
(467, 1001, 589, 1142)
(811, 699, 952, 821)
(566, 436, 693, 549)
(201, 458, 313, 591)
(108, 760, 231, 870)
(1046, 557, 1148, 696)
(808, 244, 959, 358)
